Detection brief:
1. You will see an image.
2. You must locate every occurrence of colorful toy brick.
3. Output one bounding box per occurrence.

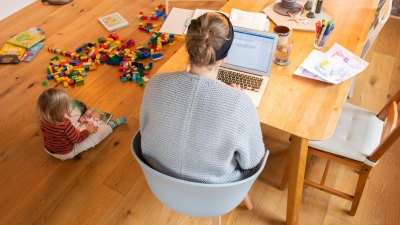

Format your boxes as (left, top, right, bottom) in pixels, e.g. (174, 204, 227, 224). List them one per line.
(151, 53, 163, 60)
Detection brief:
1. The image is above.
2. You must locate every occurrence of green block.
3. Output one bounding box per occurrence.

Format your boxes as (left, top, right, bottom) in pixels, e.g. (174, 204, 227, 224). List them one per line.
(42, 81, 48, 86)
(138, 81, 143, 87)
(83, 65, 89, 71)
(81, 43, 87, 48)
(98, 37, 104, 43)
(51, 56, 59, 61)
(76, 80, 84, 86)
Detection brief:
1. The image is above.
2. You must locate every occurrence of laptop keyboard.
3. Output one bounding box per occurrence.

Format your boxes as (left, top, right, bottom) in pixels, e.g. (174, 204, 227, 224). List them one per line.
(217, 69, 263, 92)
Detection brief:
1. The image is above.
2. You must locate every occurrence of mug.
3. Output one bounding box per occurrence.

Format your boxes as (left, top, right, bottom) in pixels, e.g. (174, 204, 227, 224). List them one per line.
(273, 26, 293, 44)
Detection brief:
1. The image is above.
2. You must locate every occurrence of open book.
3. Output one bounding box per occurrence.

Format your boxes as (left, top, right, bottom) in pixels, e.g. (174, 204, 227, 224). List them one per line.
(70, 100, 113, 131)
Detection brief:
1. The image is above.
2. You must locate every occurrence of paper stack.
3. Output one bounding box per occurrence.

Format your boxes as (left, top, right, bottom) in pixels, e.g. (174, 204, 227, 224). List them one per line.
(230, 8, 270, 31)
(294, 43, 369, 84)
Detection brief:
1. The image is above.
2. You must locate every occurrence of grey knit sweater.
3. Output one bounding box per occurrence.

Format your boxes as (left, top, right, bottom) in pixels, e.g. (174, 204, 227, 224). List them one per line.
(140, 71, 265, 184)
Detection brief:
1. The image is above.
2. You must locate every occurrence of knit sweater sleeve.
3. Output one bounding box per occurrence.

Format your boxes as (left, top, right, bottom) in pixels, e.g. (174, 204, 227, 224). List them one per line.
(233, 95, 265, 170)
(64, 119, 90, 143)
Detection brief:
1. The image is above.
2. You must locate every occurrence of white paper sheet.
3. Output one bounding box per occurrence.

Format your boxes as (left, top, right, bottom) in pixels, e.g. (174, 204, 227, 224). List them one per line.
(230, 8, 269, 31)
(183, 9, 229, 35)
(159, 7, 194, 35)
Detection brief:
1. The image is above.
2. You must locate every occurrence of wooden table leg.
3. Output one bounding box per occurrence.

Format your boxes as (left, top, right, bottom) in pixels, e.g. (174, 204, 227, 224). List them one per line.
(286, 135, 308, 225)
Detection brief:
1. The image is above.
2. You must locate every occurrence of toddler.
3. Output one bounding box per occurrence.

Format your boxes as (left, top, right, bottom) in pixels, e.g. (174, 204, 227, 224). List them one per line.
(36, 88, 127, 160)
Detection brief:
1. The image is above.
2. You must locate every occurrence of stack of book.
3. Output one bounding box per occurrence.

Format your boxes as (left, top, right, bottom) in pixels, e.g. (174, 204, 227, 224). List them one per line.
(0, 27, 45, 64)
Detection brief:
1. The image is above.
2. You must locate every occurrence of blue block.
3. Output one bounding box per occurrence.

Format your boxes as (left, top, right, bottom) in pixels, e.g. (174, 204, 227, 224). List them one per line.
(121, 77, 127, 82)
(151, 53, 163, 61)
(47, 74, 53, 80)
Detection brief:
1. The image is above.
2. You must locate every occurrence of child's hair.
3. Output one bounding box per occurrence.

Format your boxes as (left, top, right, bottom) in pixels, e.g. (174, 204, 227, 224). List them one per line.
(36, 88, 72, 125)
(185, 12, 230, 68)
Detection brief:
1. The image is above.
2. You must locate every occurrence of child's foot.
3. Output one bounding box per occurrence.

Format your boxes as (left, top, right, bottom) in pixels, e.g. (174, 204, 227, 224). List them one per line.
(74, 153, 81, 160)
(108, 117, 127, 129)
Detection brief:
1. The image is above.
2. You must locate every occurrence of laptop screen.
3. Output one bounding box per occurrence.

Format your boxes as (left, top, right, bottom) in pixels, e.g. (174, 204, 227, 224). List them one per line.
(222, 28, 278, 77)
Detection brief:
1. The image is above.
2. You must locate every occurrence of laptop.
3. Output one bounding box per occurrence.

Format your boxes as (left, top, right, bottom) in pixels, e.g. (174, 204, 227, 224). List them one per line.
(218, 26, 278, 107)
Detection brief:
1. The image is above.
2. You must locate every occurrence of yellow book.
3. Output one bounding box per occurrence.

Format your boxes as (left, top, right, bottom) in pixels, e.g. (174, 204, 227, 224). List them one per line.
(0, 43, 26, 59)
(6, 31, 45, 49)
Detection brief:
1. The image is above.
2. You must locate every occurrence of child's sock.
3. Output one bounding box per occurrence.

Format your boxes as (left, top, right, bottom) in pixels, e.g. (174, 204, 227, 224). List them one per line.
(108, 117, 127, 129)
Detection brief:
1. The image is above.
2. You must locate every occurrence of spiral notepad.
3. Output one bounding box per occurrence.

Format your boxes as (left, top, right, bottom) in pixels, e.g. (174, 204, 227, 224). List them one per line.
(98, 12, 130, 32)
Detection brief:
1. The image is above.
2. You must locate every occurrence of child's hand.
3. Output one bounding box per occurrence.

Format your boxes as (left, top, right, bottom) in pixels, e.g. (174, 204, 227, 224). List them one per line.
(85, 124, 98, 134)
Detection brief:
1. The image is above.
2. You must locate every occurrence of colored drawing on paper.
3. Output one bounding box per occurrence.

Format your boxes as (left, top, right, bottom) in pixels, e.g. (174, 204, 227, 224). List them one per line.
(101, 14, 125, 27)
(330, 50, 362, 69)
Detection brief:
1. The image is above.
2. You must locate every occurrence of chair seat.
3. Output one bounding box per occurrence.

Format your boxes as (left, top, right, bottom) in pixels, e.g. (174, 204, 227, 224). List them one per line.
(309, 102, 384, 162)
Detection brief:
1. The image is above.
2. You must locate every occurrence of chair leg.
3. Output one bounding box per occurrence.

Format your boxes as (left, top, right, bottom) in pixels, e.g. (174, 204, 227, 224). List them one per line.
(279, 157, 290, 190)
(349, 164, 372, 216)
(160, 205, 171, 224)
(211, 216, 221, 225)
(320, 160, 331, 185)
(243, 194, 253, 210)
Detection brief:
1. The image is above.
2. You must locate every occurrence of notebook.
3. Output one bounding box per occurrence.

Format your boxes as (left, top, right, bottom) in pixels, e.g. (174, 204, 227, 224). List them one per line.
(218, 26, 278, 107)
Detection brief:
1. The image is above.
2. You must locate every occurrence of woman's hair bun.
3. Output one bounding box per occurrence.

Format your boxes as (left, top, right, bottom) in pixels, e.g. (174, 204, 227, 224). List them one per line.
(186, 13, 230, 68)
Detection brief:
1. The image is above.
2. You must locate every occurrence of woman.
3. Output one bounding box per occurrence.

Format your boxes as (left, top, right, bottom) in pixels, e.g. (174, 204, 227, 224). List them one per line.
(140, 12, 265, 184)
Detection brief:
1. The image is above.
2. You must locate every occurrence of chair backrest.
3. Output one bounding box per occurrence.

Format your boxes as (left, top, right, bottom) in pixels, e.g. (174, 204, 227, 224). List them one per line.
(368, 89, 400, 162)
(131, 130, 269, 218)
(360, 0, 392, 59)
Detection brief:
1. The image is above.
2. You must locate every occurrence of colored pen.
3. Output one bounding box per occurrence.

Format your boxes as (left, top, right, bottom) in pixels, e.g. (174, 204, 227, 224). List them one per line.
(321, 25, 335, 46)
(315, 22, 320, 38)
(318, 25, 327, 46)
(318, 24, 325, 37)
(324, 23, 331, 35)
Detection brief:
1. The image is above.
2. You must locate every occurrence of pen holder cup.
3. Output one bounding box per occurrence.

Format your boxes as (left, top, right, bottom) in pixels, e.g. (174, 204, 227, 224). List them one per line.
(314, 35, 328, 50)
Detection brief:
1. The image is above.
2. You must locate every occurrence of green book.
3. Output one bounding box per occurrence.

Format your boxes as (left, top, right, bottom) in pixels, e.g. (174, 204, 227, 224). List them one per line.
(6, 31, 45, 49)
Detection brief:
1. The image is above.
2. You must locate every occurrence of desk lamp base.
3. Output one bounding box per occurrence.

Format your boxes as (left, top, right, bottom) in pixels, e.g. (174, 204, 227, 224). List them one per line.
(45, 0, 73, 5)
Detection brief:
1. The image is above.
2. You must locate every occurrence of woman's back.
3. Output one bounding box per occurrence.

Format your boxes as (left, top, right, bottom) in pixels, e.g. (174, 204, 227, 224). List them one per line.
(140, 71, 265, 183)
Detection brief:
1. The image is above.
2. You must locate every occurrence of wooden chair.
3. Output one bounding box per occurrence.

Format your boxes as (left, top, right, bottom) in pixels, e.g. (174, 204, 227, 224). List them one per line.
(131, 131, 269, 225)
(165, 0, 227, 15)
(280, 89, 400, 215)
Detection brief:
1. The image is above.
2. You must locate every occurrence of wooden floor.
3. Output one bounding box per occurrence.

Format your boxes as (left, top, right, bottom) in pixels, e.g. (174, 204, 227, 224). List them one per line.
(0, 1, 399, 224)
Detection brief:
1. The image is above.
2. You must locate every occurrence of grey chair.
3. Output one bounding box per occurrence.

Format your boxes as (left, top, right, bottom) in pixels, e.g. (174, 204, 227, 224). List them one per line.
(131, 131, 269, 225)
(348, 0, 392, 98)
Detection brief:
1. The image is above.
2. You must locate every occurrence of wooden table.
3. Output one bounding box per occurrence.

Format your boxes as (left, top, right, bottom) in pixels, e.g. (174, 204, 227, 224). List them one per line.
(156, 0, 379, 224)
